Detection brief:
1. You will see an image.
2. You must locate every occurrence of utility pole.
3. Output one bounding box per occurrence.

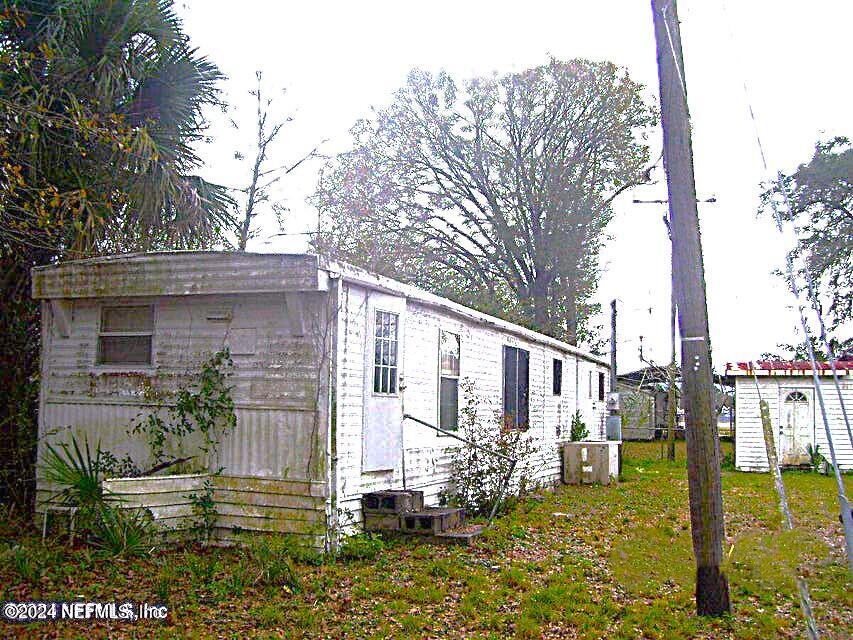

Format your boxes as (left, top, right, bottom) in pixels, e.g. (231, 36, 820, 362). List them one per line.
(633, 197, 714, 460)
(607, 300, 622, 476)
(610, 300, 618, 394)
(651, 0, 731, 617)
(667, 290, 678, 461)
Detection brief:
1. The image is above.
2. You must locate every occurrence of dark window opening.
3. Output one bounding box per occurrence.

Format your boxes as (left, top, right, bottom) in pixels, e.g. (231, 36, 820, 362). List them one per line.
(552, 358, 563, 395)
(598, 371, 606, 401)
(97, 305, 154, 365)
(503, 346, 529, 429)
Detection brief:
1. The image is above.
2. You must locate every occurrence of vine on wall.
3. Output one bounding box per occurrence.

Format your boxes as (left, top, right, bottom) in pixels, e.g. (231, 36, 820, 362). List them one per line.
(127, 349, 237, 475)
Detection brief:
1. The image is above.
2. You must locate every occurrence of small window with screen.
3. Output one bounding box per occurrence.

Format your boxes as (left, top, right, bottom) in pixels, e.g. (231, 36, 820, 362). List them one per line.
(97, 305, 154, 365)
(439, 330, 460, 430)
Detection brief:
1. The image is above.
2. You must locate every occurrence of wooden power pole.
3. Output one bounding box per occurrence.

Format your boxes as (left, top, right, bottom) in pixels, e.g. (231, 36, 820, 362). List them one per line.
(608, 300, 621, 440)
(667, 290, 678, 461)
(651, 0, 731, 616)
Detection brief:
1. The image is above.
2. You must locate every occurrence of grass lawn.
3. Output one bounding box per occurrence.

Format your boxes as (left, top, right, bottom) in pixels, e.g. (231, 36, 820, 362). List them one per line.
(2, 441, 851, 639)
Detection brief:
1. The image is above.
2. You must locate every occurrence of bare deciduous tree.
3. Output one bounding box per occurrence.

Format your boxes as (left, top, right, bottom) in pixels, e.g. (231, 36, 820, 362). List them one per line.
(235, 71, 323, 251)
(313, 59, 655, 345)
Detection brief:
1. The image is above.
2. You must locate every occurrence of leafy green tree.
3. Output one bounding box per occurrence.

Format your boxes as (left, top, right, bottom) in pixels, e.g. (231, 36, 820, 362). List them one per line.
(759, 336, 853, 362)
(761, 137, 852, 333)
(0, 0, 233, 511)
(313, 59, 654, 345)
(0, 0, 234, 256)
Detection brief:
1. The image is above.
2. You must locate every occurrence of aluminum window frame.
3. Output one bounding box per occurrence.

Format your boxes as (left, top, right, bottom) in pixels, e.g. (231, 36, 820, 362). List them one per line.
(437, 329, 461, 431)
(96, 303, 155, 367)
(502, 345, 530, 430)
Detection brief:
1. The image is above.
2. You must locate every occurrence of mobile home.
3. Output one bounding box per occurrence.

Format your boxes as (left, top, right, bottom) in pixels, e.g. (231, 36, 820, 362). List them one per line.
(33, 252, 617, 547)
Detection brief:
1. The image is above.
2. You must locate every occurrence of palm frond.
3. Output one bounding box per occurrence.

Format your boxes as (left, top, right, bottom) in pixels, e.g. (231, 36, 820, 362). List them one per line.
(40, 433, 115, 508)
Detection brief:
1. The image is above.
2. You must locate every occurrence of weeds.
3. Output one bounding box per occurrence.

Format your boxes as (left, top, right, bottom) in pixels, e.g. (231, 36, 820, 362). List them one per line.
(88, 506, 155, 557)
(241, 535, 300, 592)
(337, 532, 385, 561)
(2, 441, 851, 640)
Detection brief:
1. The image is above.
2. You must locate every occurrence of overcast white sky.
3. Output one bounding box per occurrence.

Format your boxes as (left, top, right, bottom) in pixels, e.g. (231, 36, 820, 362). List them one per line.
(178, 0, 851, 374)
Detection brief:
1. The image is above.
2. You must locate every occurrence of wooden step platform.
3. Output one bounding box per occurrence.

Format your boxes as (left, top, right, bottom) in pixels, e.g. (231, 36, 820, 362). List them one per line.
(432, 523, 485, 547)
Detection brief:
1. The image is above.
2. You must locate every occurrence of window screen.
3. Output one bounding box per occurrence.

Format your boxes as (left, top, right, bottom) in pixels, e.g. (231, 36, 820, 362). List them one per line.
(552, 358, 562, 395)
(373, 310, 399, 394)
(598, 372, 606, 401)
(503, 346, 529, 429)
(97, 305, 153, 365)
(439, 331, 460, 430)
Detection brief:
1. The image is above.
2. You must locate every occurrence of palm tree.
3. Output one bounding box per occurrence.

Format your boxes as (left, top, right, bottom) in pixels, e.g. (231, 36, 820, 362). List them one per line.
(1, 0, 235, 256)
(0, 0, 234, 514)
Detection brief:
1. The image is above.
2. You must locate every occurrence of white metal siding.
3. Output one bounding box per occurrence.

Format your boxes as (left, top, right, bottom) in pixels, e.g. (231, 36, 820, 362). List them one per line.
(32, 252, 322, 299)
(37, 290, 330, 537)
(734, 376, 853, 471)
(334, 282, 611, 534)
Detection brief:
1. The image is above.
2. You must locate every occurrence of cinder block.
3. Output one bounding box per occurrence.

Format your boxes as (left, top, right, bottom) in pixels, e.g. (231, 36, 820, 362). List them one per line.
(362, 490, 424, 514)
(401, 507, 465, 535)
(364, 513, 401, 532)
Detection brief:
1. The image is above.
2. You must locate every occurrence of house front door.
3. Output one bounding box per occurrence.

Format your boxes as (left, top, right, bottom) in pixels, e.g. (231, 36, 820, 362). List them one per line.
(780, 389, 813, 465)
(362, 293, 405, 472)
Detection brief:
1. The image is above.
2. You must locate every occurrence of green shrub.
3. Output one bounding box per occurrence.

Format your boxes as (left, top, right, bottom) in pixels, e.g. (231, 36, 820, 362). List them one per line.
(570, 411, 589, 441)
(338, 533, 386, 561)
(449, 379, 542, 517)
(89, 505, 155, 557)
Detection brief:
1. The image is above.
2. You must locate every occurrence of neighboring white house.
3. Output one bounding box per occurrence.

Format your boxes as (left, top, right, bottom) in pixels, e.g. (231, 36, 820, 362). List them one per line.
(727, 361, 853, 472)
(32, 252, 615, 548)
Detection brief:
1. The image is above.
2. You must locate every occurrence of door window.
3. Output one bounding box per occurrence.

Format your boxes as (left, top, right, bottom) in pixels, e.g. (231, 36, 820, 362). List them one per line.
(373, 310, 399, 395)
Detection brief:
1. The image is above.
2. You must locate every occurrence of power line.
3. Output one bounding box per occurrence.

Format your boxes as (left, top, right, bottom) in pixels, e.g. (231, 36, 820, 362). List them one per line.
(717, 0, 853, 574)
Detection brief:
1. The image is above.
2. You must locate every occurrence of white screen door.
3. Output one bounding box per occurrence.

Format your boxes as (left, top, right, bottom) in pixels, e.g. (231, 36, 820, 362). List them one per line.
(362, 294, 405, 472)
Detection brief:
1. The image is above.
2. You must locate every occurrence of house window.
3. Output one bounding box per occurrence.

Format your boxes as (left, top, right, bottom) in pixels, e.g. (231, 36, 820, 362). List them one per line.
(785, 391, 808, 403)
(373, 310, 399, 395)
(439, 330, 460, 430)
(503, 346, 529, 429)
(97, 305, 154, 365)
(598, 371, 606, 401)
(552, 358, 562, 395)
(588, 370, 593, 399)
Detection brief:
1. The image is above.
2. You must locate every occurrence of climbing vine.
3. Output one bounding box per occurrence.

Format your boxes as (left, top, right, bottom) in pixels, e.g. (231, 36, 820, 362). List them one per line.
(130, 349, 236, 473)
